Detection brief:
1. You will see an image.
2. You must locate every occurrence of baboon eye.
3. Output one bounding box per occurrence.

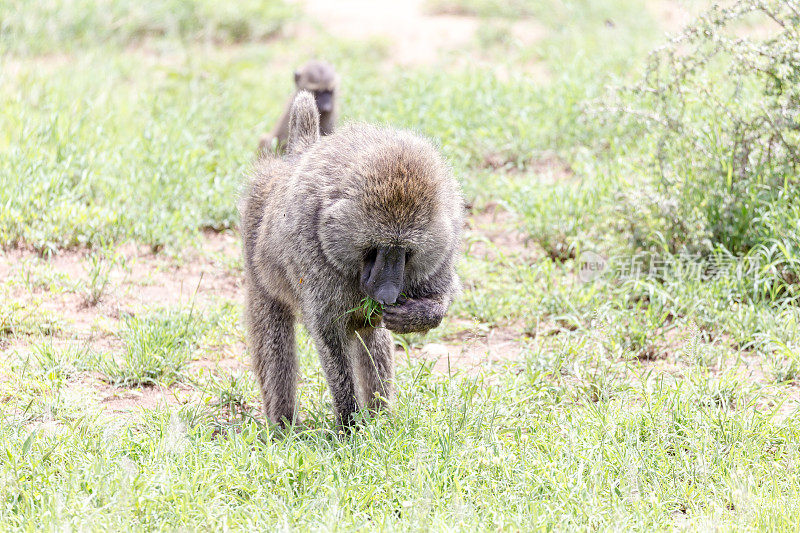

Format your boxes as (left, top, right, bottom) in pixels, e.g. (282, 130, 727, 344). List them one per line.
(405, 249, 414, 261)
(364, 248, 378, 263)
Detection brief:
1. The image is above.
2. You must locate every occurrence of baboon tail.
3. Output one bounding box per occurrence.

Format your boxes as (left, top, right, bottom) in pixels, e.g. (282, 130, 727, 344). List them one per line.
(286, 90, 320, 155)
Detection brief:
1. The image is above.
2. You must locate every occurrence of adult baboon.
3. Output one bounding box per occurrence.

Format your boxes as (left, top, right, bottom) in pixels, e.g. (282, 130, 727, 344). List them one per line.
(241, 91, 463, 427)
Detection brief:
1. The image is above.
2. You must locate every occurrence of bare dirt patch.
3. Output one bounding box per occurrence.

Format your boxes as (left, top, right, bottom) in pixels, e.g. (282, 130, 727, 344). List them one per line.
(99, 382, 193, 414)
(405, 326, 527, 374)
(52, 372, 199, 419)
(0, 232, 242, 369)
(465, 203, 538, 263)
(300, 0, 546, 70)
(116, 233, 241, 313)
(301, 0, 479, 66)
(298, 0, 550, 81)
(647, 0, 700, 34)
(1, 53, 74, 81)
(187, 357, 248, 377)
(482, 152, 575, 184)
(2, 232, 240, 321)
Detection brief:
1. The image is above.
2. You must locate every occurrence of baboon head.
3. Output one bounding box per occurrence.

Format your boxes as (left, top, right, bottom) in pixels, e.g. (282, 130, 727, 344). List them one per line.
(294, 60, 338, 115)
(317, 128, 463, 305)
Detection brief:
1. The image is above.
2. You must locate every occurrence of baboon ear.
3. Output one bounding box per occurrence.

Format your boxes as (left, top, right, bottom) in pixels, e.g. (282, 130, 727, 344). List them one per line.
(294, 70, 301, 85)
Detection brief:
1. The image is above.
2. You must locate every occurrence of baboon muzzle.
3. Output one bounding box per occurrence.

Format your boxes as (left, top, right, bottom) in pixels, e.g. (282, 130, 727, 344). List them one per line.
(315, 90, 334, 113)
(361, 246, 405, 305)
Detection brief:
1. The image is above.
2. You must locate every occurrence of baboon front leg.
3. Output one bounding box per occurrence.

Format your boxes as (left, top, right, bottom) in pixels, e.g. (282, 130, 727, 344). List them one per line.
(352, 327, 394, 412)
(307, 320, 359, 427)
(246, 287, 297, 426)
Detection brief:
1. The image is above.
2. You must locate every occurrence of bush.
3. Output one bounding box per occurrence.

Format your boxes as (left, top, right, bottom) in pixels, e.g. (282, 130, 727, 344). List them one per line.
(610, 0, 799, 256)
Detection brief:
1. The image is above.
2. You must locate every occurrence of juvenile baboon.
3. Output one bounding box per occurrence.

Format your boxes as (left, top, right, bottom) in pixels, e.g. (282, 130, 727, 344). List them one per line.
(241, 91, 463, 428)
(257, 60, 338, 155)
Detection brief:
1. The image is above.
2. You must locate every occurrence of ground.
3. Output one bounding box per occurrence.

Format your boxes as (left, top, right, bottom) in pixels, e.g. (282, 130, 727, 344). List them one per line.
(1, 0, 799, 530)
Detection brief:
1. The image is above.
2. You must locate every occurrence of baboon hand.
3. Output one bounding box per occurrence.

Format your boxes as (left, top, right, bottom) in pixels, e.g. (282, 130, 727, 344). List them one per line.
(381, 296, 446, 334)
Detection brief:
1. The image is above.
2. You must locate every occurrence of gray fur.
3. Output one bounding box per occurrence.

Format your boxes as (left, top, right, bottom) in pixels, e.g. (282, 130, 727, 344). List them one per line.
(241, 93, 463, 428)
(286, 91, 320, 156)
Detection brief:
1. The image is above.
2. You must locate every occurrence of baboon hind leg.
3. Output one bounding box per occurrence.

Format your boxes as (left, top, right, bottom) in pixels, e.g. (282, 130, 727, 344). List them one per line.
(246, 287, 297, 426)
(352, 327, 394, 412)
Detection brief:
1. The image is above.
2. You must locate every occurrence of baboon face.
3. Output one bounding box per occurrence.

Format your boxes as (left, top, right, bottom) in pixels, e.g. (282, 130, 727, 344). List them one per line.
(294, 61, 337, 114)
(327, 210, 455, 306)
(318, 136, 462, 305)
(360, 245, 406, 305)
(352, 206, 457, 306)
(313, 89, 334, 114)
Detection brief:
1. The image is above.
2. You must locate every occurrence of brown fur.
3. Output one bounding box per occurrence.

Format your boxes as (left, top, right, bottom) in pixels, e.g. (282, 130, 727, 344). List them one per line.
(258, 60, 338, 156)
(241, 94, 463, 428)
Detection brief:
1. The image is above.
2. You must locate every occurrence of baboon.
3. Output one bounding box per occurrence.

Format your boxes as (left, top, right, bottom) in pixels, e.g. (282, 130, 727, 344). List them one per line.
(241, 91, 463, 428)
(257, 60, 338, 155)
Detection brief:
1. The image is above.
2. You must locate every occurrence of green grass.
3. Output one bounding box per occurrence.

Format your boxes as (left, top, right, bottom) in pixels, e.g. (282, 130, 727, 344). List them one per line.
(0, 0, 297, 55)
(3, 350, 800, 529)
(99, 309, 202, 387)
(1, 0, 799, 530)
(349, 297, 385, 327)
